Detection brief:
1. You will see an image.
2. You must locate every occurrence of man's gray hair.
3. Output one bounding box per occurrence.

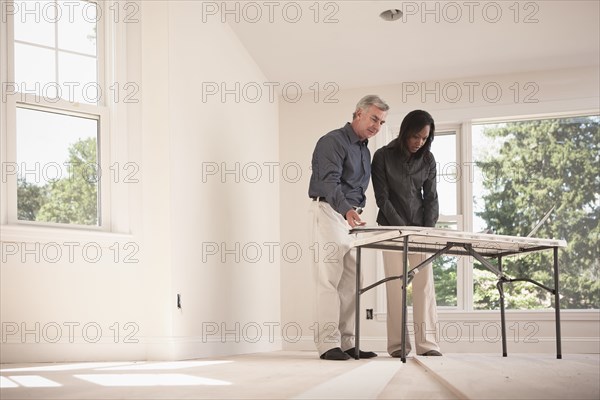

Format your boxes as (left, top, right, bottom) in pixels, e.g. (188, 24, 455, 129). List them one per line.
(353, 95, 389, 119)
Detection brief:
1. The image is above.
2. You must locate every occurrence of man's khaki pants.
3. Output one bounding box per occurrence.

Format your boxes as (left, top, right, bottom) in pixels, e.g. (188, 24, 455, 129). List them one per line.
(310, 201, 359, 356)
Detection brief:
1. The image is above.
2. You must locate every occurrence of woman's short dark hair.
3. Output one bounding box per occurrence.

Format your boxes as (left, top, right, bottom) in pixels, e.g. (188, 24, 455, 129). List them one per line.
(394, 110, 435, 159)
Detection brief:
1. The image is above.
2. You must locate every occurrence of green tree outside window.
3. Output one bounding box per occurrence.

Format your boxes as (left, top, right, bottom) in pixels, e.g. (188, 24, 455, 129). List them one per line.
(474, 116, 599, 309)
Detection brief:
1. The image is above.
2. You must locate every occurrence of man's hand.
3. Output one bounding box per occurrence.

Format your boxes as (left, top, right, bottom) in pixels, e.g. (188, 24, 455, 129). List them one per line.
(346, 209, 366, 228)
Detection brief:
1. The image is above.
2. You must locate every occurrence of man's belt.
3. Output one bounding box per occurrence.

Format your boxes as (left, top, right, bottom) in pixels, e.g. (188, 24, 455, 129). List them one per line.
(311, 197, 363, 214)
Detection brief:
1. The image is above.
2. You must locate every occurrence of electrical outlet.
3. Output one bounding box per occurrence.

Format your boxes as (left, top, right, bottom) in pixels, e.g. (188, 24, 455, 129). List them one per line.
(177, 294, 182, 309)
(366, 309, 373, 320)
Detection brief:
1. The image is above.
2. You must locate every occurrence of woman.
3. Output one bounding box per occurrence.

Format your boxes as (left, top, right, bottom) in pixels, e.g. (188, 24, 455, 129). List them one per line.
(371, 109, 442, 357)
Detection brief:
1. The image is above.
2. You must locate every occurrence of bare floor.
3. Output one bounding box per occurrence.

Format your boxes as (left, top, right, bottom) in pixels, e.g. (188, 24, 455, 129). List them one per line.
(1, 352, 598, 400)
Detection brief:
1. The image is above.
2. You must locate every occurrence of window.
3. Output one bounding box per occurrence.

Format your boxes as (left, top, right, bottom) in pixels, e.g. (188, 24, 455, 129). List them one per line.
(16, 106, 100, 225)
(432, 129, 461, 308)
(13, 0, 100, 104)
(472, 115, 600, 309)
(2, 0, 110, 228)
(373, 113, 599, 314)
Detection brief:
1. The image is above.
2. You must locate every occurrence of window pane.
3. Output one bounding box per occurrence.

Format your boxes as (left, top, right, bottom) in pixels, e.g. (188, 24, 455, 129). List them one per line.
(59, 52, 98, 104)
(472, 116, 600, 309)
(14, 43, 57, 98)
(431, 134, 459, 306)
(13, 0, 56, 47)
(16, 107, 99, 226)
(437, 179, 457, 216)
(13, 1, 98, 104)
(434, 134, 455, 166)
(433, 256, 458, 307)
(472, 124, 503, 233)
(434, 133, 457, 215)
(58, 1, 97, 56)
(434, 221, 458, 307)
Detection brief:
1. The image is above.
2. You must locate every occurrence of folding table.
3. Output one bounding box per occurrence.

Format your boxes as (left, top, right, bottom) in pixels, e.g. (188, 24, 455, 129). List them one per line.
(349, 226, 567, 362)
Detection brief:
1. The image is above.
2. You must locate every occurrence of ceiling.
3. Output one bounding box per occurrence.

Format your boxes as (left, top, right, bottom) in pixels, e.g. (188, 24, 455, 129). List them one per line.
(227, 0, 600, 90)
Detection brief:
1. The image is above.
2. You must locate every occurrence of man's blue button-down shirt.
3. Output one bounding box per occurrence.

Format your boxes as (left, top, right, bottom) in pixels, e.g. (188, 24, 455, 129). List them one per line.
(308, 122, 371, 216)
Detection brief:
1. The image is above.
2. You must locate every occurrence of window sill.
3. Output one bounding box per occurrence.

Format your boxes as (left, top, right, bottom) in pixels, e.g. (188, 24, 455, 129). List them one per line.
(0, 223, 134, 246)
(375, 309, 600, 322)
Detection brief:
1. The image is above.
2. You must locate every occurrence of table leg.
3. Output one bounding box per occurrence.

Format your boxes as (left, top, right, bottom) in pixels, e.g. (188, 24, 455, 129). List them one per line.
(355, 247, 361, 360)
(401, 236, 409, 363)
(554, 247, 562, 359)
(499, 256, 507, 357)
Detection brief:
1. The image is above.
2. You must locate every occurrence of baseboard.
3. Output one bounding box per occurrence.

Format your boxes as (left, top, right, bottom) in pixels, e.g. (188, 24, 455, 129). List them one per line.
(0, 336, 283, 364)
(282, 336, 600, 355)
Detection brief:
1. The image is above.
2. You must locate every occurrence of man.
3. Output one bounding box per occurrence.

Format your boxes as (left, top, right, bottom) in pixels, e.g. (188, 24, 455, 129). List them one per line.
(308, 95, 389, 360)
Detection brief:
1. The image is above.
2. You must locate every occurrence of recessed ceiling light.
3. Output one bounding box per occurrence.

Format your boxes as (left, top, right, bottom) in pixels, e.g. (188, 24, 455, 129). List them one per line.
(380, 9, 403, 21)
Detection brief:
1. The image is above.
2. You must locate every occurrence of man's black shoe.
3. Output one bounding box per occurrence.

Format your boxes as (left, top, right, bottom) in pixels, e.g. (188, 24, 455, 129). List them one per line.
(344, 347, 378, 359)
(418, 350, 442, 356)
(320, 347, 350, 360)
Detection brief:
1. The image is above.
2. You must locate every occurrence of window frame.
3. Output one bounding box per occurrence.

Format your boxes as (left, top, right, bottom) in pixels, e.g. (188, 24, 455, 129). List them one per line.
(372, 124, 466, 313)
(6, 97, 110, 229)
(435, 125, 466, 311)
(371, 111, 598, 316)
(0, 0, 130, 234)
(468, 111, 600, 311)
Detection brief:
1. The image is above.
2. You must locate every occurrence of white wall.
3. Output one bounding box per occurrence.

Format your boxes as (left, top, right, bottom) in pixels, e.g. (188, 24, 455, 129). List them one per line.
(279, 66, 600, 354)
(0, 0, 281, 363)
(164, 1, 281, 359)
